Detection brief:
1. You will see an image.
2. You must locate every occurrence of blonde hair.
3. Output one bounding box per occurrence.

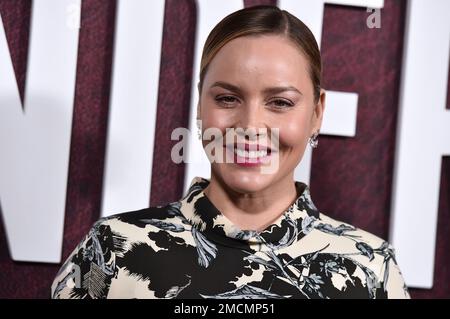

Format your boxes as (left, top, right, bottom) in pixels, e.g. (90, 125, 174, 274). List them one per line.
(198, 5, 322, 102)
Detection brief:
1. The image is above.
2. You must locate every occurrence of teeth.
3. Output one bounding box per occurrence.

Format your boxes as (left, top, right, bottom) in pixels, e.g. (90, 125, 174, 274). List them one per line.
(234, 148, 268, 158)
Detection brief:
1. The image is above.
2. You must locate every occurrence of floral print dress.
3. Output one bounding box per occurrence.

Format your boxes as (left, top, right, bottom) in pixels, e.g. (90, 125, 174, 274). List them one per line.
(51, 176, 410, 299)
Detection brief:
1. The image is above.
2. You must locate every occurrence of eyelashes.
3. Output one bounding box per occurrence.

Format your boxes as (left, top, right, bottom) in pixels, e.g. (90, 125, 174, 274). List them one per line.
(215, 96, 238, 105)
(215, 95, 295, 109)
(271, 99, 294, 108)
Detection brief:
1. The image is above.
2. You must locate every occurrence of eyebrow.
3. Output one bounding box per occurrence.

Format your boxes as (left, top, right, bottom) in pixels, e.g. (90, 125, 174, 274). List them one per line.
(209, 81, 303, 96)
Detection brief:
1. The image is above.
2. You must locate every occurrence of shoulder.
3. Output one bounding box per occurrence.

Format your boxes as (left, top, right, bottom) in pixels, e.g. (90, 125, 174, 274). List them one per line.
(51, 201, 187, 298)
(96, 201, 190, 252)
(312, 211, 392, 268)
(309, 211, 410, 298)
(103, 200, 185, 232)
(316, 211, 388, 249)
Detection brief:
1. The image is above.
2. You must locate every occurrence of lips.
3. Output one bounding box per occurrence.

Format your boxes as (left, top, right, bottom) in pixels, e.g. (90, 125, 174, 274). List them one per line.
(222, 142, 276, 166)
(225, 143, 275, 153)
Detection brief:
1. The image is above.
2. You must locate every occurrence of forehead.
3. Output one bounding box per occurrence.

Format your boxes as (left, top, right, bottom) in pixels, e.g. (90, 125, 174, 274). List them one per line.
(205, 34, 310, 88)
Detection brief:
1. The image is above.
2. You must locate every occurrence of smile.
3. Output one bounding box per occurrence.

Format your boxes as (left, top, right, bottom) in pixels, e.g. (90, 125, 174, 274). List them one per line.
(224, 143, 276, 166)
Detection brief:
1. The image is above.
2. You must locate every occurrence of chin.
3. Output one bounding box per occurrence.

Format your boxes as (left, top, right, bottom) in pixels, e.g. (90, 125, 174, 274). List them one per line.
(213, 164, 278, 194)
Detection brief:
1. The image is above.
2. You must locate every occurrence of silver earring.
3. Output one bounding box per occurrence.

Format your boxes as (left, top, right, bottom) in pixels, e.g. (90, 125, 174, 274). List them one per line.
(309, 131, 319, 148)
(196, 119, 202, 140)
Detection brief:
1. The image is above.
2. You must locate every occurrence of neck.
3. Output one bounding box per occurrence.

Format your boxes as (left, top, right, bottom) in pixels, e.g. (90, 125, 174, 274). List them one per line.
(203, 172, 298, 232)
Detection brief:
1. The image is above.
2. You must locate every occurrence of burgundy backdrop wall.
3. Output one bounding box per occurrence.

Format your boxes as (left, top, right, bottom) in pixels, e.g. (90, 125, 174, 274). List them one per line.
(0, 0, 448, 298)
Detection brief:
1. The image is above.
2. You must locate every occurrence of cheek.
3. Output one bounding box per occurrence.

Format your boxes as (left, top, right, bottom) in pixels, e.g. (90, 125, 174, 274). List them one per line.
(200, 98, 229, 131)
(202, 113, 229, 131)
(278, 117, 310, 149)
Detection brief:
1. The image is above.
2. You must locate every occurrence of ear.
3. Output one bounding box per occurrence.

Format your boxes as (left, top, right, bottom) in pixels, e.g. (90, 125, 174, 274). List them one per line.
(311, 88, 326, 134)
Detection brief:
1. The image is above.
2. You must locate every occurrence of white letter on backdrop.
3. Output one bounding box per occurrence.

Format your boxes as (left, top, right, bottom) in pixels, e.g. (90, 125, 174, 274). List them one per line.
(390, 0, 450, 288)
(0, 0, 81, 262)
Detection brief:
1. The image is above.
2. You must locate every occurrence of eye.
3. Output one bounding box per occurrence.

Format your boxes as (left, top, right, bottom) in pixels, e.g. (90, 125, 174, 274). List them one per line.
(215, 95, 239, 106)
(269, 99, 294, 109)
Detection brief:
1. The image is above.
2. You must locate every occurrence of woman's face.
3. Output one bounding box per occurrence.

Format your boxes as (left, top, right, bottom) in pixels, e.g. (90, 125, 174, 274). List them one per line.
(198, 34, 325, 193)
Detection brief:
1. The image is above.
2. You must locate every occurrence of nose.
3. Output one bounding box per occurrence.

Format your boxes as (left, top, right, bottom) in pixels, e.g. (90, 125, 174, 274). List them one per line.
(236, 102, 267, 141)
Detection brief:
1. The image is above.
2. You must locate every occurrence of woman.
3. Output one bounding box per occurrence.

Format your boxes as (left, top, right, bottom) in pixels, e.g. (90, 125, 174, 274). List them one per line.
(51, 5, 410, 299)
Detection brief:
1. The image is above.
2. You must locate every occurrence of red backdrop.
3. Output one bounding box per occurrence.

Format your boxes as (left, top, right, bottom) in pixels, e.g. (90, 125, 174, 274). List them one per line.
(0, 0, 448, 298)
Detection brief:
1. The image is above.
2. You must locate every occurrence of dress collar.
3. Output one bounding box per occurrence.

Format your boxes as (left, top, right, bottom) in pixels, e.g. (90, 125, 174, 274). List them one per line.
(179, 176, 320, 251)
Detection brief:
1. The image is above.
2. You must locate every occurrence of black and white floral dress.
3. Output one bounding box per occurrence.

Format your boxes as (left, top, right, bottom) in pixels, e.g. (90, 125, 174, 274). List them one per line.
(51, 176, 410, 299)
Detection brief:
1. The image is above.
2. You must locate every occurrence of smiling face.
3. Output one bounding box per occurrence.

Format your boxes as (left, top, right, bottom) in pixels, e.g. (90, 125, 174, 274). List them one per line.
(197, 34, 325, 194)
